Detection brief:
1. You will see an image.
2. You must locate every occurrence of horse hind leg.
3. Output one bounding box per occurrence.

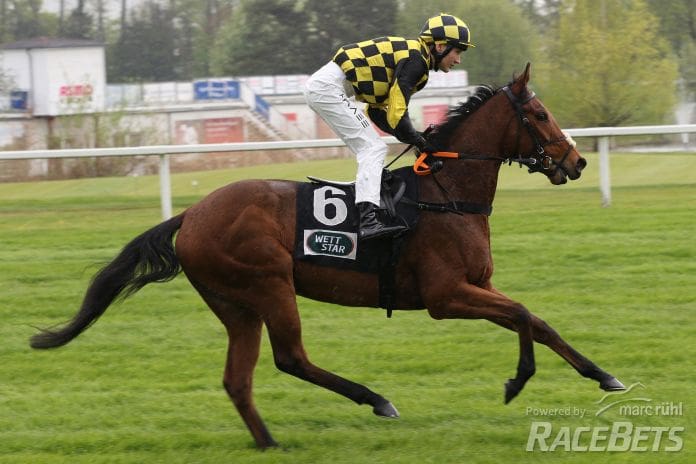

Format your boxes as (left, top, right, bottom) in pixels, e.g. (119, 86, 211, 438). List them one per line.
(263, 290, 399, 418)
(221, 309, 279, 449)
(201, 292, 277, 449)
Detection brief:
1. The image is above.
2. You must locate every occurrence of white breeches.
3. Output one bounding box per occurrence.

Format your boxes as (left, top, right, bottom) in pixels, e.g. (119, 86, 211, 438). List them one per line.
(304, 61, 387, 206)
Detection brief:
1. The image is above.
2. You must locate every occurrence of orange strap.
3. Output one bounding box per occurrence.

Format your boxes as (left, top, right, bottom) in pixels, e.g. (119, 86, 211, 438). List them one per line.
(413, 151, 459, 176)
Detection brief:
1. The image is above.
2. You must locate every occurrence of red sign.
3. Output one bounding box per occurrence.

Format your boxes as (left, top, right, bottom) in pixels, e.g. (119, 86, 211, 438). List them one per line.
(422, 104, 449, 127)
(175, 118, 244, 144)
(59, 84, 93, 97)
(203, 118, 243, 143)
(59, 84, 94, 103)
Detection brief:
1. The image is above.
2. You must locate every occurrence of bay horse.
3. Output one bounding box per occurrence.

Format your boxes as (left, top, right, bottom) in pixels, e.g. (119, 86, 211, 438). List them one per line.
(30, 63, 625, 449)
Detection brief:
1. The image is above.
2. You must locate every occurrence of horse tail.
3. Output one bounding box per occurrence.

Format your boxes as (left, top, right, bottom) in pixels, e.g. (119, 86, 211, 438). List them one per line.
(30, 213, 185, 349)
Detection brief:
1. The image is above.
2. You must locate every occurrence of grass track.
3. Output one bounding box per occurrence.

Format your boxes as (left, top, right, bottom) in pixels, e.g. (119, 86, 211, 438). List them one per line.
(1, 152, 695, 463)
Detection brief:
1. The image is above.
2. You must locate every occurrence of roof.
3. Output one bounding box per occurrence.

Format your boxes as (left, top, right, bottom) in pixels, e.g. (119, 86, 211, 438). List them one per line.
(0, 37, 105, 50)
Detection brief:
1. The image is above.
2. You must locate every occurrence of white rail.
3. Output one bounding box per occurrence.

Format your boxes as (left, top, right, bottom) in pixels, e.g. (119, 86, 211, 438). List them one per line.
(2, 124, 696, 217)
(565, 124, 696, 207)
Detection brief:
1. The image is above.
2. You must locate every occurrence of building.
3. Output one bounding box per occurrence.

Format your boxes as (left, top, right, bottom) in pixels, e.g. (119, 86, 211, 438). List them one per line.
(0, 37, 106, 115)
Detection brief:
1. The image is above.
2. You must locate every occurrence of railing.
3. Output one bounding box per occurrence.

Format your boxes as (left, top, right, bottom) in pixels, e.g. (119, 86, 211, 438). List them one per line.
(1, 124, 695, 218)
(565, 125, 696, 206)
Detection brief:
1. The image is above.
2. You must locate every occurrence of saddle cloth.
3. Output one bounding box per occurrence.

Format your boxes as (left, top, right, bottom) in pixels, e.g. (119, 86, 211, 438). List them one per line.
(294, 166, 419, 274)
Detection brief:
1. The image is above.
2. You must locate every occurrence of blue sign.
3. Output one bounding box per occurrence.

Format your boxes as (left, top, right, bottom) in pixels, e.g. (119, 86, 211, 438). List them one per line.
(193, 80, 240, 100)
(255, 94, 270, 120)
(10, 91, 28, 110)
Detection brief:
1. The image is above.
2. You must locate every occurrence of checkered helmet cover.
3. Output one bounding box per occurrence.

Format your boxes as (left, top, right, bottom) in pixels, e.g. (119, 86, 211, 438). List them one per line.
(419, 13, 475, 49)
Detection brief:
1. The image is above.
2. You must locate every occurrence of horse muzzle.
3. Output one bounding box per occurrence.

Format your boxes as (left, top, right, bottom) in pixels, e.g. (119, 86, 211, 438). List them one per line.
(567, 154, 587, 180)
(550, 146, 586, 184)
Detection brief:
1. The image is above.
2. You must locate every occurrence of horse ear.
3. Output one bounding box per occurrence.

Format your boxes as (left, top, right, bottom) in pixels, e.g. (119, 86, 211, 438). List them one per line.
(522, 62, 531, 83)
(510, 62, 532, 96)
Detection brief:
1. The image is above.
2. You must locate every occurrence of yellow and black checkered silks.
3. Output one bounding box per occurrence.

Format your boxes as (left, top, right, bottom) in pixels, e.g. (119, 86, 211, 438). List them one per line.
(333, 37, 430, 106)
(419, 14, 475, 49)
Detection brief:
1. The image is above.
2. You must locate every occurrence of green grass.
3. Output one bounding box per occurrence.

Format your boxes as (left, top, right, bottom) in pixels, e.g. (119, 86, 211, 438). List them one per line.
(1, 152, 695, 463)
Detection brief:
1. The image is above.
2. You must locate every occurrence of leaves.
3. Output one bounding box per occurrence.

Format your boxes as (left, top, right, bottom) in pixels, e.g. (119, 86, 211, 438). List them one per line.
(211, 0, 398, 76)
(397, 0, 542, 85)
(536, 0, 679, 127)
(108, 2, 181, 82)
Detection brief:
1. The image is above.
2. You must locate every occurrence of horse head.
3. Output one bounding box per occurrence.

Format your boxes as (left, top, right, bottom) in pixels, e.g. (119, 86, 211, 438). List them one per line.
(429, 63, 587, 186)
(504, 63, 587, 185)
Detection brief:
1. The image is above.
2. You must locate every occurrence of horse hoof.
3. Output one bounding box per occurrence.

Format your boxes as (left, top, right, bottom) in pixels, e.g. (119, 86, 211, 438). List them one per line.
(504, 379, 521, 404)
(373, 401, 400, 418)
(257, 440, 280, 451)
(600, 377, 626, 391)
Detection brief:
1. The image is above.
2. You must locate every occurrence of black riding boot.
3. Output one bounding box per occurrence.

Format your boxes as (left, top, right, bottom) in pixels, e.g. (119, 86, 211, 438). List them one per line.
(357, 202, 407, 240)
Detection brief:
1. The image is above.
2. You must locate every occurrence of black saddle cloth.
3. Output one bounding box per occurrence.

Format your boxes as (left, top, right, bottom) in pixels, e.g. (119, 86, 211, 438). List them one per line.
(294, 166, 419, 274)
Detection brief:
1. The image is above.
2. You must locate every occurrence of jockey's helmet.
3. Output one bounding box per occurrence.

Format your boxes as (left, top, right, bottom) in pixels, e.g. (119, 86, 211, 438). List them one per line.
(419, 13, 475, 50)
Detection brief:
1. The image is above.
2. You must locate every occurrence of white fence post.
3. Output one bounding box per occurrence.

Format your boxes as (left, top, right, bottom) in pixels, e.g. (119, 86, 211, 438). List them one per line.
(159, 154, 172, 219)
(598, 136, 611, 207)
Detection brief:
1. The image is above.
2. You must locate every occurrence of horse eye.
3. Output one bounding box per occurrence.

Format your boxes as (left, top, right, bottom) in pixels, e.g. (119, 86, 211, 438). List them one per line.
(536, 112, 548, 122)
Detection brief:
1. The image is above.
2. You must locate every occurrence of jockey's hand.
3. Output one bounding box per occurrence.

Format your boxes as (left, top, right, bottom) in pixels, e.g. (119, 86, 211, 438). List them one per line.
(415, 136, 437, 154)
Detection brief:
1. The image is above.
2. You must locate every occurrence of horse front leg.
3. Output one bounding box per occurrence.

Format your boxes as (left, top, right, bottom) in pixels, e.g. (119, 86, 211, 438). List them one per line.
(484, 295, 625, 392)
(425, 283, 536, 404)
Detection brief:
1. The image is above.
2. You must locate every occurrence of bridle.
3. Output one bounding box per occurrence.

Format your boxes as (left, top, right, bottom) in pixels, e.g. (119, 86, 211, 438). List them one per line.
(391, 85, 581, 217)
(500, 86, 575, 178)
(407, 85, 576, 178)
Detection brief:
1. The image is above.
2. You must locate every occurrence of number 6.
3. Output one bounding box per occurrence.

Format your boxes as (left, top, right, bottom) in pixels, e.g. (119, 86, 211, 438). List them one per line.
(313, 186, 348, 226)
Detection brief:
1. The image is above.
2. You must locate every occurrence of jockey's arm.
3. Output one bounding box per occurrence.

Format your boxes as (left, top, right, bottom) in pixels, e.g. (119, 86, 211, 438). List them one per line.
(366, 54, 428, 146)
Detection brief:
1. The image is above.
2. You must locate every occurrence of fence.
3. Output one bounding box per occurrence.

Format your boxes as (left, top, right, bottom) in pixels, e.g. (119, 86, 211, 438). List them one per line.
(1, 124, 695, 218)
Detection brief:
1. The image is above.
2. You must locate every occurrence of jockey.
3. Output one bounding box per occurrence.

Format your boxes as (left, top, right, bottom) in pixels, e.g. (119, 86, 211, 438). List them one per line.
(304, 13, 474, 240)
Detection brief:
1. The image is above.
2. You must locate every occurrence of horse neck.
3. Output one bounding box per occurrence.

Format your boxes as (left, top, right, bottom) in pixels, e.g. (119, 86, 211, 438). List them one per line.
(424, 101, 510, 207)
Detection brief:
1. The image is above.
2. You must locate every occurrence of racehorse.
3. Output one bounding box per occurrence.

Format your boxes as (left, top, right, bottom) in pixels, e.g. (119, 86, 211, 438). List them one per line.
(30, 63, 625, 449)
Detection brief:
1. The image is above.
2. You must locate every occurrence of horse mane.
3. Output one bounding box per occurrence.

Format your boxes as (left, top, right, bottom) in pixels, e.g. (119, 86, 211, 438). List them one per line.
(428, 84, 500, 148)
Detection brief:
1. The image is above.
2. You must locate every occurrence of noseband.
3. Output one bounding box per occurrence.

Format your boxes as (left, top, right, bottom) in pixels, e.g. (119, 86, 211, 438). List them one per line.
(501, 86, 574, 177)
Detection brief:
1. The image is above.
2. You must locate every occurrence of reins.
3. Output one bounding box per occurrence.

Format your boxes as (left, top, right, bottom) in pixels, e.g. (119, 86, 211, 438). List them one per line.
(412, 150, 539, 176)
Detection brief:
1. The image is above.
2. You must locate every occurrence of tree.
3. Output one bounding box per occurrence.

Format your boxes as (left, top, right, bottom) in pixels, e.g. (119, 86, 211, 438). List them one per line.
(58, 0, 64, 34)
(396, 0, 541, 85)
(644, 0, 696, 98)
(210, 0, 399, 76)
(536, 0, 679, 127)
(63, 0, 93, 39)
(211, 0, 311, 76)
(513, 0, 562, 31)
(1, 0, 7, 42)
(107, 0, 237, 81)
(303, 0, 398, 65)
(94, 0, 107, 41)
(108, 1, 180, 82)
(678, 40, 696, 99)
(4, 0, 58, 40)
(645, 0, 695, 52)
(119, 0, 126, 39)
(178, 0, 235, 78)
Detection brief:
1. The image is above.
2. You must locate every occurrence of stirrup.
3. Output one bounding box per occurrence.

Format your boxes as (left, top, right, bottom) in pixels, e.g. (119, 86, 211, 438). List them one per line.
(359, 223, 407, 240)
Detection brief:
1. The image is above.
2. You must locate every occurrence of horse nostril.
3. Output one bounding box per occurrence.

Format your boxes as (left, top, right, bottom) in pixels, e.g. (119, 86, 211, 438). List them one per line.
(576, 157, 587, 172)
